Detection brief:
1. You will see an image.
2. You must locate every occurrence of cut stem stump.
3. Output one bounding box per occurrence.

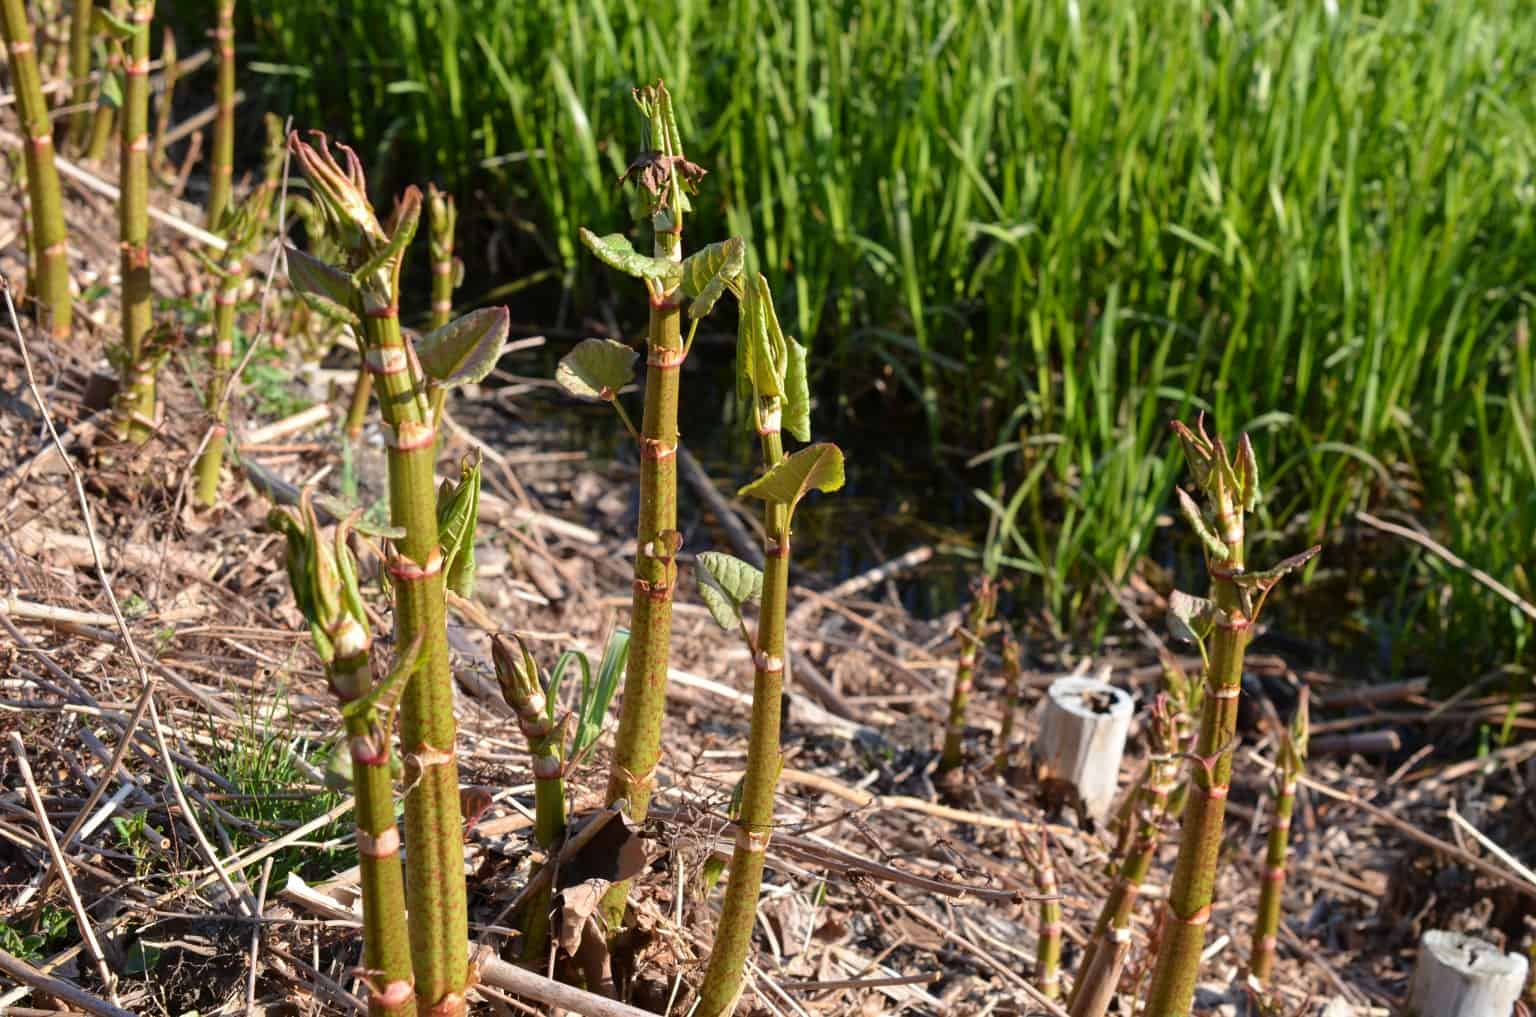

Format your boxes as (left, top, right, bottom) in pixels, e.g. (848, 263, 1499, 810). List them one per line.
(1408, 930, 1528, 1017)
(1032, 676, 1133, 826)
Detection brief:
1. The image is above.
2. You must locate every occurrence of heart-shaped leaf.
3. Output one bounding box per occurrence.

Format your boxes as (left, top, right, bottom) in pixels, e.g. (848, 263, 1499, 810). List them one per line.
(739, 443, 845, 520)
(415, 306, 509, 386)
(681, 237, 744, 319)
(696, 551, 764, 632)
(285, 247, 359, 325)
(555, 338, 638, 401)
(1166, 589, 1215, 645)
(579, 229, 682, 287)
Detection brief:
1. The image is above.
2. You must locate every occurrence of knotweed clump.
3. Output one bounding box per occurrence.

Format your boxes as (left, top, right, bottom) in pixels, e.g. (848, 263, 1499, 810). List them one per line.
(1143, 416, 1319, 1017)
(286, 132, 509, 1016)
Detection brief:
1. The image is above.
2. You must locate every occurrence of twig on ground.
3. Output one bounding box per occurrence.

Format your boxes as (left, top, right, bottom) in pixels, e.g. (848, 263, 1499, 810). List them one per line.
(0, 947, 135, 1017)
(7, 732, 119, 1005)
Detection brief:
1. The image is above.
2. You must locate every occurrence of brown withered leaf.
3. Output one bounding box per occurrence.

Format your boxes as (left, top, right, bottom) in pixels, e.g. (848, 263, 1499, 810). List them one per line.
(559, 811, 645, 887)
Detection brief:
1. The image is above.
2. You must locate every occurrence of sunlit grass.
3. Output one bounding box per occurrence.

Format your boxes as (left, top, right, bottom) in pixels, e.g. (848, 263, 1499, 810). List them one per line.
(194, 0, 1533, 667)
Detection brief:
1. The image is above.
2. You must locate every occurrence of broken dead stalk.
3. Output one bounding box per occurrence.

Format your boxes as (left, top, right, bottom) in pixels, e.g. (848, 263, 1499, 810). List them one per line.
(1249, 688, 1308, 986)
(1, 0, 72, 338)
(287, 132, 509, 1016)
(1142, 416, 1319, 1017)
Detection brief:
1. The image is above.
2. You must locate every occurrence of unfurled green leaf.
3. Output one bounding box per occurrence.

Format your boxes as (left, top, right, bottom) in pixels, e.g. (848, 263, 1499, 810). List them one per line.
(739, 443, 846, 519)
(681, 237, 744, 319)
(285, 247, 360, 325)
(416, 306, 509, 386)
(579, 228, 682, 287)
(1237, 433, 1260, 512)
(696, 551, 764, 631)
(782, 338, 811, 443)
(93, 7, 142, 38)
(1166, 589, 1215, 645)
(436, 453, 483, 598)
(98, 70, 124, 110)
(555, 338, 637, 401)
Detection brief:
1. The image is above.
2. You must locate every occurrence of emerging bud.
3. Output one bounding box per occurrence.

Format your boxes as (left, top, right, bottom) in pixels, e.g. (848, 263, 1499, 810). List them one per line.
(288, 131, 387, 253)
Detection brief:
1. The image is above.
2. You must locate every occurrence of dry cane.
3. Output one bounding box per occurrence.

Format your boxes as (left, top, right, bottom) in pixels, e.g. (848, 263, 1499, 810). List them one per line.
(1248, 688, 1308, 986)
(1, 0, 72, 338)
(1143, 417, 1318, 1017)
(114, 0, 156, 442)
(938, 575, 997, 775)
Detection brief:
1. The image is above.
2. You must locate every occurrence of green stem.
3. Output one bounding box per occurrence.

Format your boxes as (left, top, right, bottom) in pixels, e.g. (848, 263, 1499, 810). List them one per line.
(1144, 569, 1248, 1016)
(114, 0, 155, 442)
(206, 0, 235, 227)
(994, 633, 1021, 771)
(334, 651, 416, 1017)
(1069, 756, 1175, 1013)
(1033, 833, 1062, 1000)
(149, 27, 174, 176)
(598, 212, 684, 932)
(938, 578, 996, 774)
(194, 267, 239, 505)
(1247, 771, 1295, 985)
(1, 0, 72, 339)
(365, 310, 468, 1016)
(84, 0, 121, 161)
(494, 637, 568, 966)
(64, 0, 93, 152)
(695, 494, 791, 1017)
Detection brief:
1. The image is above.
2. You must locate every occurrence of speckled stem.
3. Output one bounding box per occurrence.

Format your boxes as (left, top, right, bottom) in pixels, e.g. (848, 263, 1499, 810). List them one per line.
(696, 497, 791, 1017)
(193, 265, 240, 505)
(64, 0, 94, 151)
(938, 580, 995, 774)
(1144, 566, 1249, 1017)
(598, 197, 684, 931)
(334, 651, 416, 1017)
(1, 0, 72, 338)
(1248, 772, 1297, 983)
(365, 309, 467, 1017)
